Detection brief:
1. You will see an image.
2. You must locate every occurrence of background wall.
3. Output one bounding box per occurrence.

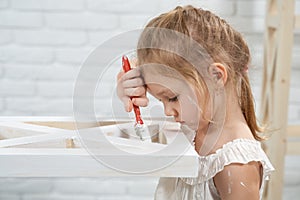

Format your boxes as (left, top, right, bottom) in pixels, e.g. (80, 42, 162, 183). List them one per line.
(0, 0, 299, 199)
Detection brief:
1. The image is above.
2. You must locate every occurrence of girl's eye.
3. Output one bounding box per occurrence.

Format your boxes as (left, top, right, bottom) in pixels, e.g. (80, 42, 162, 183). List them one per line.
(168, 96, 178, 102)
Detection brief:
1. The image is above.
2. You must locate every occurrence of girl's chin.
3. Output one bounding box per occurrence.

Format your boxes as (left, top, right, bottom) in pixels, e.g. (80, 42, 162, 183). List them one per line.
(180, 122, 198, 131)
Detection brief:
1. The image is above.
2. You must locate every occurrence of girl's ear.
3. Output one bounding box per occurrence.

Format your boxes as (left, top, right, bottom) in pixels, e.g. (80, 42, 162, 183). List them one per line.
(208, 63, 228, 86)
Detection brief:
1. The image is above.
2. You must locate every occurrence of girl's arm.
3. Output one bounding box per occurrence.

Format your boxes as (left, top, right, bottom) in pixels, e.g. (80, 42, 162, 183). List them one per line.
(214, 161, 262, 200)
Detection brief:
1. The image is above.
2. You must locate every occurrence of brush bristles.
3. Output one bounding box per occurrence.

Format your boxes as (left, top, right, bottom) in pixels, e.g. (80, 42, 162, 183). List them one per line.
(135, 124, 150, 141)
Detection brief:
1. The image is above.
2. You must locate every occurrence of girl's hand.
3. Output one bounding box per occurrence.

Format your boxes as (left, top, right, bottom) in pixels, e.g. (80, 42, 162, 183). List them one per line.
(117, 63, 149, 112)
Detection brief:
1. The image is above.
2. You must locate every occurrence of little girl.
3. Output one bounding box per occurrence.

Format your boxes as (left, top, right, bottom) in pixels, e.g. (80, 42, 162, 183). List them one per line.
(117, 5, 274, 200)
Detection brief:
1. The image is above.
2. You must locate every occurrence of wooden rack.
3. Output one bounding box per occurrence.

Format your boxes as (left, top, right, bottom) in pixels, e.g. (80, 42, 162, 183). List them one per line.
(261, 0, 300, 199)
(0, 117, 199, 178)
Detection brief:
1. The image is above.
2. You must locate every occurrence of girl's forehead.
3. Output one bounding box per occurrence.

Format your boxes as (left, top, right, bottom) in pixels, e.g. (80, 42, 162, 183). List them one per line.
(146, 80, 194, 96)
(142, 66, 185, 85)
(141, 64, 198, 95)
(147, 83, 174, 94)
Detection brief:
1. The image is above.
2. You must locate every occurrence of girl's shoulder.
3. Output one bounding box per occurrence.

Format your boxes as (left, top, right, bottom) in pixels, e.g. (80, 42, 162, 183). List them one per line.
(201, 138, 274, 180)
(182, 138, 274, 185)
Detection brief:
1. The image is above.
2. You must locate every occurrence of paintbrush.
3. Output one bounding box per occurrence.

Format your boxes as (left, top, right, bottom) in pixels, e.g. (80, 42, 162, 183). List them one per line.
(122, 55, 151, 141)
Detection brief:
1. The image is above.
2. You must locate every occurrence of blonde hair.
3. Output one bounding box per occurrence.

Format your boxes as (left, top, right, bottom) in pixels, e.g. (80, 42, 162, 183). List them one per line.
(137, 5, 263, 140)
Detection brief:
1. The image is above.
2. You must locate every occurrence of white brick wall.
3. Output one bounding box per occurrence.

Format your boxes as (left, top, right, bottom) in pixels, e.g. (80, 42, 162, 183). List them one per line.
(45, 13, 119, 30)
(0, 0, 300, 199)
(0, 98, 4, 112)
(0, 46, 54, 63)
(0, 29, 12, 44)
(0, 0, 8, 8)
(87, 0, 160, 14)
(11, 0, 86, 11)
(0, 11, 44, 27)
(0, 79, 35, 96)
(15, 30, 88, 46)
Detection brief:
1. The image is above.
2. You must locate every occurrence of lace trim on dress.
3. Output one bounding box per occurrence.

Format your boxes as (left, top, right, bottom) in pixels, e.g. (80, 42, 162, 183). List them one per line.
(180, 138, 275, 185)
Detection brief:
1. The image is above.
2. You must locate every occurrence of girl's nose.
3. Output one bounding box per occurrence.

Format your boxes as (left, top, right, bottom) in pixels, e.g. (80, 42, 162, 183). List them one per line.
(164, 103, 177, 117)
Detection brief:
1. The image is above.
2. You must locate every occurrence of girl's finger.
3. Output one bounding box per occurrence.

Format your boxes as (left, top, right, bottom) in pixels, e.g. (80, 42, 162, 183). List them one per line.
(117, 71, 125, 80)
(121, 96, 133, 112)
(132, 97, 149, 107)
(121, 68, 141, 81)
(124, 87, 146, 97)
(122, 77, 144, 88)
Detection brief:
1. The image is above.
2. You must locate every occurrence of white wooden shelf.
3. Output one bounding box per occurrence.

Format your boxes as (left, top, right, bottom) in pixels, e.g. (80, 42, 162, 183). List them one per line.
(0, 117, 199, 178)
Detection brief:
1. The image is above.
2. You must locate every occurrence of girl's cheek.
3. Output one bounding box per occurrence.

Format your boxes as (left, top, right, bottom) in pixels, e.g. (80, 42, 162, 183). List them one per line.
(180, 96, 201, 130)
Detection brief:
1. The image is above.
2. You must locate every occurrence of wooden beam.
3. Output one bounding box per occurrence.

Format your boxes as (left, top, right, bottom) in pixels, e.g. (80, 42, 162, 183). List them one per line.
(0, 122, 150, 147)
(0, 116, 74, 122)
(0, 117, 199, 177)
(295, 15, 300, 29)
(286, 125, 300, 155)
(0, 132, 74, 148)
(267, 15, 280, 29)
(287, 141, 300, 155)
(0, 121, 199, 178)
(287, 125, 300, 137)
(261, 0, 295, 199)
(0, 121, 71, 139)
(0, 116, 124, 130)
(0, 145, 198, 177)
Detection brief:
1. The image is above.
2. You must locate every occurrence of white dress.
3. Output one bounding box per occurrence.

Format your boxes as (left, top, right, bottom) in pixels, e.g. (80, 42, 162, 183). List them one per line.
(154, 139, 274, 200)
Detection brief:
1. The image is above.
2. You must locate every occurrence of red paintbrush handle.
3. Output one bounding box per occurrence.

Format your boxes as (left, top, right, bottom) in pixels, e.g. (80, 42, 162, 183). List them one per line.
(133, 105, 144, 125)
(122, 55, 131, 72)
(122, 56, 144, 125)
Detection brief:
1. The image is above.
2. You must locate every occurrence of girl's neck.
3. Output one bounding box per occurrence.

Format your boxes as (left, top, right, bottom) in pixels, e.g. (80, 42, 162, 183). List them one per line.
(194, 89, 254, 155)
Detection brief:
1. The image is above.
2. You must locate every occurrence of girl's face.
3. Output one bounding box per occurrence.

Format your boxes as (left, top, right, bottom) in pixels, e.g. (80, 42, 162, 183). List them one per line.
(146, 76, 208, 131)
